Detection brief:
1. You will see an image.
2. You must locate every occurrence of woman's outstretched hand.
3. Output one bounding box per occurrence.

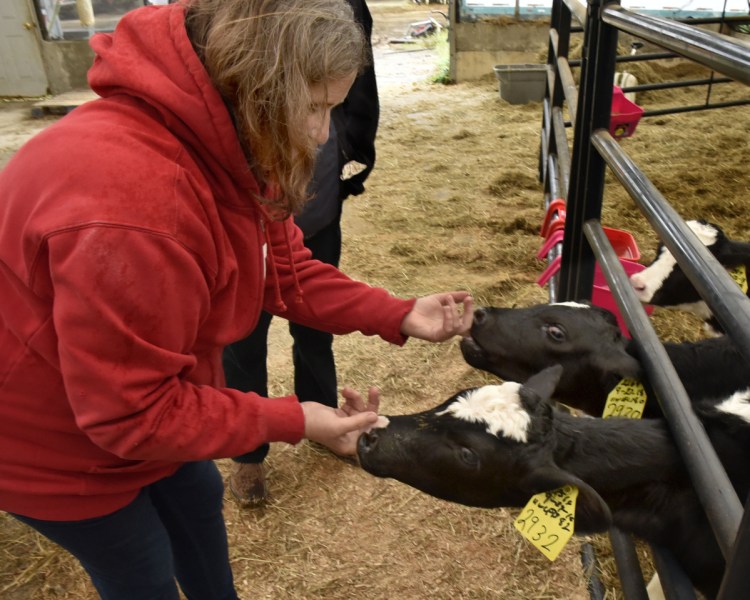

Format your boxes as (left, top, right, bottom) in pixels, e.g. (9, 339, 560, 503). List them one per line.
(401, 292, 474, 342)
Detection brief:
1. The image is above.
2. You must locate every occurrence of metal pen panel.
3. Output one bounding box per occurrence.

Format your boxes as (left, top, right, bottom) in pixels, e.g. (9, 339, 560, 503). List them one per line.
(591, 129, 750, 363)
(543, 2, 750, 597)
(563, 0, 587, 26)
(556, 56, 579, 127)
(551, 106, 571, 196)
(583, 219, 742, 557)
(602, 5, 750, 85)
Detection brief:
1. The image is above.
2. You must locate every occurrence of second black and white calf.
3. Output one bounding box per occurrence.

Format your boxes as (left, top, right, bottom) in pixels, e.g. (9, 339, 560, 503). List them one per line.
(630, 219, 750, 334)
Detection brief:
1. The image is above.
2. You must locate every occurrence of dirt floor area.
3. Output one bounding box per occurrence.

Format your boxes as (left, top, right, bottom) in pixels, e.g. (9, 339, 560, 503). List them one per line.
(1, 1, 749, 598)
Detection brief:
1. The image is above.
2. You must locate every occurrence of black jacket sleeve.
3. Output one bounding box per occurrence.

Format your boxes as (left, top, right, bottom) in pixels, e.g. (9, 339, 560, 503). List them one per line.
(337, 0, 380, 200)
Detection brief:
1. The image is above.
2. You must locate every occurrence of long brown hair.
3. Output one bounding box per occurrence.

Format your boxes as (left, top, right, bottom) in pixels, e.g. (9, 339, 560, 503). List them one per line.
(184, 0, 368, 216)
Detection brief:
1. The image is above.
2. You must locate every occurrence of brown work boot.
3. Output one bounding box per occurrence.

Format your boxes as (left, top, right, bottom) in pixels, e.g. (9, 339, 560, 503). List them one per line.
(228, 462, 267, 508)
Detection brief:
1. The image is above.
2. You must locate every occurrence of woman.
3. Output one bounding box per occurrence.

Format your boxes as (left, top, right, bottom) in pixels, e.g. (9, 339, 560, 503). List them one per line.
(224, 0, 381, 509)
(0, 1, 472, 598)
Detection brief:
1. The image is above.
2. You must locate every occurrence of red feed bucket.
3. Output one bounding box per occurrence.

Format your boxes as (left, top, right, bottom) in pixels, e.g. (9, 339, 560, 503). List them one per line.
(610, 86, 644, 140)
(537, 225, 641, 262)
(600, 226, 640, 261)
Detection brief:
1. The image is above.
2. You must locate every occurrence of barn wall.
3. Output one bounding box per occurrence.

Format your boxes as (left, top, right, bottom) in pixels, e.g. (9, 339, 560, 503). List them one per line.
(40, 16, 549, 93)
(39, 40, 94, 95)
(449, 20, 549, 83)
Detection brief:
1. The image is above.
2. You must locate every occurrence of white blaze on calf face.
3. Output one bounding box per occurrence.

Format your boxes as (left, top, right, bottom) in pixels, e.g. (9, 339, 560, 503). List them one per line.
(716, 388, 750, 425)
(374, 416, 390, 429)
(362, 415, 390, 435)
(630, 220, 719, 303)
(436, 383, 532, 442)
(553, 301, 591, 310)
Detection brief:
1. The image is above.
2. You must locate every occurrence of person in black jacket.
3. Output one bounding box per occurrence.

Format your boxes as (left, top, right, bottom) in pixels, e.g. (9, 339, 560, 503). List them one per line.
(223, 0, 379, 507)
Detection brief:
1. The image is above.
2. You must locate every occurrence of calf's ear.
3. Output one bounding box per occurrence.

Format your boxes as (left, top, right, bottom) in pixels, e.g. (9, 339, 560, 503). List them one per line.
(570, 478, 613, 533)
(520, 466, 612, 534)
(520, 365, 563, 411)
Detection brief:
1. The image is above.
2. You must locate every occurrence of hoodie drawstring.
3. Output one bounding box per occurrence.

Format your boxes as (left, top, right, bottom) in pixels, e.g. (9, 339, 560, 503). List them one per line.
(283, 224, 305, 305)
(263, 220, 305, 313)
(263, 224, 286, 312)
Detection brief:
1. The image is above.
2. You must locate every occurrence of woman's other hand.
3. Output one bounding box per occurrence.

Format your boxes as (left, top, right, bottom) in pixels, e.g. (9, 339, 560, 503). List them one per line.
(301, 390, 379, 457)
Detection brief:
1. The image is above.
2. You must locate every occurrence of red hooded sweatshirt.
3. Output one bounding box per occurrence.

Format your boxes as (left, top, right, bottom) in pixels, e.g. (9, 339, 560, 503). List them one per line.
(0, 4, 414, 521)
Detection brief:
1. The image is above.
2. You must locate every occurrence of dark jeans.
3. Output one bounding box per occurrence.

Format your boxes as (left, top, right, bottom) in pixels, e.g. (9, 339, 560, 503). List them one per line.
(225, 219, 342, 465)
(11, 461, 237, 600)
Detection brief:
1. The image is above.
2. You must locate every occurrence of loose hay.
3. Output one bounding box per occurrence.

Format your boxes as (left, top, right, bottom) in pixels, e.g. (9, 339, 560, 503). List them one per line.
(1, 3, 748, 598)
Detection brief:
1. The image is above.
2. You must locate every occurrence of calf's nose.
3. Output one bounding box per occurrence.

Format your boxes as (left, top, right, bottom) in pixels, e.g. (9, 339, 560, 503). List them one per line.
(358, 430, 379, 454)
(473, 307, 488, 325)
(630, 273, 646, 293)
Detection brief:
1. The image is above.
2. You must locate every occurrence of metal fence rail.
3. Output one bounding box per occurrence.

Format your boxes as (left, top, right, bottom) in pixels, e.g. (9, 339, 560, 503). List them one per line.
(601, 6, 750, 84)
(540, 1, 750, 598)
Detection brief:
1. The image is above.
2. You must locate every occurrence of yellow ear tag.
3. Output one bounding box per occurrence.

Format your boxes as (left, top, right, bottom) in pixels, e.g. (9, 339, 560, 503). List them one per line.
(514, 485, 578, 561)
(729, 265, 748, 294)
(602, 378, 647, 419)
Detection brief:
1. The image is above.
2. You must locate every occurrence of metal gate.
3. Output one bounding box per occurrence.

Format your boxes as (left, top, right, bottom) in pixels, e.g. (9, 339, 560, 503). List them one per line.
(539, 1, 750, 598)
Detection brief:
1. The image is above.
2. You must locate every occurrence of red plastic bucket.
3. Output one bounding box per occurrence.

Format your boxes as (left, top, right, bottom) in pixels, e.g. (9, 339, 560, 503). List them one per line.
(537, 226, 641, 262)
(592, 261, 654, 337)
(610, 86, 644, 140)
(599, 227, 641, 261)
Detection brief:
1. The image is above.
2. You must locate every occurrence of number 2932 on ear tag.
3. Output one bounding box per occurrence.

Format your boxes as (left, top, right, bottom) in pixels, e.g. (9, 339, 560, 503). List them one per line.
(513, 485, 578, 561)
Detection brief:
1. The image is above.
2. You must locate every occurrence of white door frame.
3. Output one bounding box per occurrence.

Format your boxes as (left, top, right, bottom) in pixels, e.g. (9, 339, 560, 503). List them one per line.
(0, 0, 49, 97)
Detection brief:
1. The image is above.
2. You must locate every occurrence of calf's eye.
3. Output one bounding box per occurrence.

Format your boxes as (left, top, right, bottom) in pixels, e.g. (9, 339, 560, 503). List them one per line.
(459, 447, 480, 468)
(543, 324, 566, 342)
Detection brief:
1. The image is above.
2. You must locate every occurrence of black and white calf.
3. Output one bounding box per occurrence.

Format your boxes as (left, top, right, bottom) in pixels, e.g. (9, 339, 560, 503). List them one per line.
(357, 366, 730, 599)
(459, 301, 750, 422)
(630, 220, 750, 335)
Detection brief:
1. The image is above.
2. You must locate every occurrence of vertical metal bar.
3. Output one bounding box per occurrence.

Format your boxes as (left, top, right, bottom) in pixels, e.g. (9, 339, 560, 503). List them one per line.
(554, 0, 572, 89)
(558, 0, 618, 302)
(543, 1, 570, 195)
(580, 542, 606, 600)
(540, 98, 550, 181)
(717, 494, 750, 599)
(704, 69, 716, 106)
(608, 528, 649, 600)
(552, 107, 571, 198)
(547, 154, 560, 201)
(650, 546, 698, 600)
(557, 57, 579, 127)
(563, 0, 588, 25)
